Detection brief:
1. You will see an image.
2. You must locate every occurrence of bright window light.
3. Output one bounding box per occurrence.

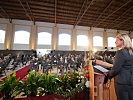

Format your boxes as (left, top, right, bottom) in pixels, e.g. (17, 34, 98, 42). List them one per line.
(0, 30, 5, 43)
(59, 34, 71, 45)
(93, 36, 103, 46)
(38, 32, 51, 45)
(77, 35, 88, 46)
(14, 30, 30, 44)
(108, 37, 116, 47)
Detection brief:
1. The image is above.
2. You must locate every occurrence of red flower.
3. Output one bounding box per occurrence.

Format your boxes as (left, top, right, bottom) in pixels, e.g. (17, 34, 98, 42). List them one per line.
(84, 66, 89, 71)
(86, 73, 90, 78)
(68, 74, 74, 77)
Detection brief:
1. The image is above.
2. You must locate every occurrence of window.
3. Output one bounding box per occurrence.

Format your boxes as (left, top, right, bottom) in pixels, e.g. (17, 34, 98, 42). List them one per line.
(38, 32, 51, 45)
(59, 34, 71, 45)
(93, 36, 103, 46)
(108, 37, 116, 47)
(77, 35, 88, 46)
(0, 30, 5, 43)
(14, 31, 30, 44)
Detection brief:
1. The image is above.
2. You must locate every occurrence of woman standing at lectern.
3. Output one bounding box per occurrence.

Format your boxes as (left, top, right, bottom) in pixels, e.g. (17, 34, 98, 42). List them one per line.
(95, 33, 133, 100)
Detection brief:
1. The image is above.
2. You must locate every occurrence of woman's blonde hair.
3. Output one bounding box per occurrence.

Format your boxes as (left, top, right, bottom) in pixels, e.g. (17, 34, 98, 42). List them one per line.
(116, 33, 133, 55)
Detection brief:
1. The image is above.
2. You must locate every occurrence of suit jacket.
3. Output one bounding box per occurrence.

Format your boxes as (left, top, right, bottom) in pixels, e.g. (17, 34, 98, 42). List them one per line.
(108, 48, 133, 85)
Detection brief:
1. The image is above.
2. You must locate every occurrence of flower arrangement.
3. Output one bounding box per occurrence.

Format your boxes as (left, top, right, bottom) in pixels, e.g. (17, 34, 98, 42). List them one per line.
(83, 65, 90, 88)
(84, 66, 90, 79)
(83, 50, 94, 88)
(0, 71, 86, 99)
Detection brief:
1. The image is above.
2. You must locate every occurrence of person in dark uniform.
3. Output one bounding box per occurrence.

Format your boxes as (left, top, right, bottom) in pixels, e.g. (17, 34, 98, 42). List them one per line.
(29, 56, 39, 71)
(58, 57, 64, 74)
(96, 33, 133, 100)
(42, 58, 52, 74)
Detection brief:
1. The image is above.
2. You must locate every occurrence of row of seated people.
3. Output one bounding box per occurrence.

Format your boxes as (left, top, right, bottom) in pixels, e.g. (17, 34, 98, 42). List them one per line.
(0, 52, 36, 77)
(94, 50, 115, 64)
(29, 52, 86, 74)
(29, 51, 116, 74)
(0, 55, 11, 75)
(0, 50, 116, 77)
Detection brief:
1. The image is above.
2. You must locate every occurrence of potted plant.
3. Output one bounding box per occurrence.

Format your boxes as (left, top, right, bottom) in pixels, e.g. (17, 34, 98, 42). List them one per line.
(0, 73, 20, 100)
(16, 71, 60, 99)
(35, 73, 60, 96)
(56, 72, 85, 99)
(13, 71, 86, 100)
(17, 71, 40, 97)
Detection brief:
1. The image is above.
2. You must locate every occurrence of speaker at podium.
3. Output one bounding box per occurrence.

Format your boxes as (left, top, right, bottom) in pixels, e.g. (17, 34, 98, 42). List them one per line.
(89, 60, 116, 100)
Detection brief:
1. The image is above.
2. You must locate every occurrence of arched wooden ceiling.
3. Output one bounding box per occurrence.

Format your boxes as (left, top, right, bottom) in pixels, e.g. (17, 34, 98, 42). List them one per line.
(0, 0, 133, 31)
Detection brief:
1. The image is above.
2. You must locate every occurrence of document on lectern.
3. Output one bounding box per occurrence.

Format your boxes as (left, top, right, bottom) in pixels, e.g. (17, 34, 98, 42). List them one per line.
(93, 65, 109, 73)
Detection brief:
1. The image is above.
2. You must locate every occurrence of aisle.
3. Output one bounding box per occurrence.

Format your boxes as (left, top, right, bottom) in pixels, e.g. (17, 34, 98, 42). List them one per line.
(0, 65, 30, 81)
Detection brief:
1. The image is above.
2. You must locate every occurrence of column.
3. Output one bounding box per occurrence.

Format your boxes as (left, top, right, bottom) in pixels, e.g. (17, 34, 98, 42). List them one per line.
(30, 25, 37, 50)
(4, 23, 14, 50)
(52, 26, 58, 50)
(88, 29, 93, 51)
(103, 30, 108, 49)
(71, 27, 77, 50)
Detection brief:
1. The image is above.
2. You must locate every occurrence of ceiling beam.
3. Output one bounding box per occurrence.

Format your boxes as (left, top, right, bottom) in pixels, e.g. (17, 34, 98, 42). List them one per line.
(93, 0, 113, 26)
(75, 0, 95, 26)
(119, 24, 133, 31)
(94, 0, 132, 27)
(25, 0, 35, 24)
(112, 17, 133, 29)
(18, 0, 33, 21)
(0, 11, 5, 18)
(33, 12, 76, 19)
(105, 6, 133, 29)
(0, 0, 132, 31)
(74, 0, 87, 26)
(0, 6, 12, 22)
(54, 0, 57, 26)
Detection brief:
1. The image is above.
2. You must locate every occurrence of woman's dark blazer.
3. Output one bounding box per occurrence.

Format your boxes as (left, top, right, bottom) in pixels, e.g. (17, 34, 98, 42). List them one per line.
(107, 48, 133, 85)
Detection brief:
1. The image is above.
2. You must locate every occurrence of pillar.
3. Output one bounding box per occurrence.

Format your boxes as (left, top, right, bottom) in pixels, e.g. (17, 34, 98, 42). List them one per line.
(71, 27, 77, 50)
(30, 25, 37, 50)
(52, 26, 58, 50)
(4, 23, 14, 50)
(103, 30, 108, 49)
(88, 29, 93, 51)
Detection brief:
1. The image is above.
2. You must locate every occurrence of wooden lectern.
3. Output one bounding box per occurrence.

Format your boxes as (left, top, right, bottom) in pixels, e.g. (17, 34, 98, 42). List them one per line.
(89, 61, 117, 100)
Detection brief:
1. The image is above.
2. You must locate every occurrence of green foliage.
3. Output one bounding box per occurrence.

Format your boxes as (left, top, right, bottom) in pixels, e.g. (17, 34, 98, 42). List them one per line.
(17, 71, 40, 96)
(0, 71, 85, 99)
(70, 72, 80, 88)
(0, 73, 20, 99)
(37, 73, 59, 95)
(17, 71, 60, 96)
(56, 72, 85, 98)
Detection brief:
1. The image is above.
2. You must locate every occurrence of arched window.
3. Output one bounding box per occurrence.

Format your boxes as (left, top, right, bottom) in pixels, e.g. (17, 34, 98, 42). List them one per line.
(38, 32, 51, 45)
(59, 34, 71, 45)
(108, 37, 116, 47)
(0, 30, 5, 43)
(77, 35, 88, 46)
(93, 36, 103, 46)
(14, 31, 30, 44)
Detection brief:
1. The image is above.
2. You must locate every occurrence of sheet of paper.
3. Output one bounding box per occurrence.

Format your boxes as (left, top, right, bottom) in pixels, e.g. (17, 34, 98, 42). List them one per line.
(93, 65, 109, 73)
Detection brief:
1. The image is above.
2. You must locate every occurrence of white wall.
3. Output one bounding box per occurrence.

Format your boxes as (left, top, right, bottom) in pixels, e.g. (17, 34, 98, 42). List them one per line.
(0, 18, 130, 51)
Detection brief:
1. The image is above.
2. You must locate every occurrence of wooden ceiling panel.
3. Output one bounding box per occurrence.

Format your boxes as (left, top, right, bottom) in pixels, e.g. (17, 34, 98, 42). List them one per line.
(0, 0, 132, 31)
